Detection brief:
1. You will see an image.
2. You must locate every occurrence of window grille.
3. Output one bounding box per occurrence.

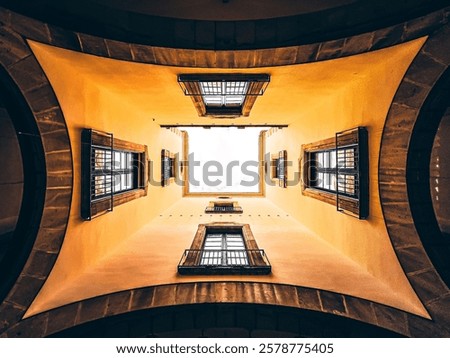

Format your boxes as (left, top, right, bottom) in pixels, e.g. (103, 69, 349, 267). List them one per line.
(178, 74, 270, 117)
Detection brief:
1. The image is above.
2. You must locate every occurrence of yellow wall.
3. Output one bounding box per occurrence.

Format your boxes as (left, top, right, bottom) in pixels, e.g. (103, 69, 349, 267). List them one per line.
(27, 197, 426, 317)
(26, 39, 428, 320)
(264, 38, 426, 306)
(29, 42, 183, 305)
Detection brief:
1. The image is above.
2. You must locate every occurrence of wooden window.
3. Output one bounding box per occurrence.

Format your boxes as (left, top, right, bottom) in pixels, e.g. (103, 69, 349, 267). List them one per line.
(178, 223, 271, 275)
(270, 150, 287, 188)
(205, 200, 243, 213)
(81, 129, 148, 220)
(161, 149, 175, 187)
(200, 232, 248, 266)
(91, 148, 137, 199)
(302, 127, 369, 219)
(178, 74, 270, 118)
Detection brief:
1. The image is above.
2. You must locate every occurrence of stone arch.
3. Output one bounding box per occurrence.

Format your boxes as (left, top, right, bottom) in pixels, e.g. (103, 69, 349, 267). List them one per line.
(379, 24, 450, 330)
(0, 282, 433, 337)
(0, 25, 72, 334)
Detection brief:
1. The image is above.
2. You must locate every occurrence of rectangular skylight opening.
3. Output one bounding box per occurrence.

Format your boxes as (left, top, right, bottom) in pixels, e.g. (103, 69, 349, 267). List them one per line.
(181, 127, 267, 194)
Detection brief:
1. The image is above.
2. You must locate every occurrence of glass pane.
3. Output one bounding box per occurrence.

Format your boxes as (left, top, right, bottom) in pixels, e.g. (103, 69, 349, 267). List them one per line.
(127, 173, 132, 190)
(317, 152, 323, 168)
(224, 95, 244, 106)
(225, 81, 248, 95)
(330, 173, 337, 191)
(203, 95, 223, 106)
(318, 172, 324, 189)
(200, 81, 247, 108)
(114, 151, 121, 169)
(323, 152, 329, 169)
(127, 153, 133, 169)
(113, 174, 121, 192)
(330, 150, 337, 168)
(121, 152, 127, 169)
(201, 232, 249, 266)
(225, 233, 248, 265)
(201, 81, 221, 95)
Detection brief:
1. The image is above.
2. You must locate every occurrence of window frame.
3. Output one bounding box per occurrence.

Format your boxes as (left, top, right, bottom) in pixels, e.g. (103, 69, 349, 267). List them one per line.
(205, 200, 243, 213)
(200, 230, 249, 266)
(178, 74, 270, 118)
(270, 150, 288, 188)
(91, 147, 138, 200)
(81, 129, 148, 220)
(178, 222, 271, 275)
(302, 127, 369, 219)
(161, 149, 176, 187)
(309, 146, 358, 198)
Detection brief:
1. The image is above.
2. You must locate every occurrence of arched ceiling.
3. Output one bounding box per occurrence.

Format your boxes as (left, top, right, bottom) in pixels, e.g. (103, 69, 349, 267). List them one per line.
(1, 0, 449, 49)
(88, 0, 357, 21)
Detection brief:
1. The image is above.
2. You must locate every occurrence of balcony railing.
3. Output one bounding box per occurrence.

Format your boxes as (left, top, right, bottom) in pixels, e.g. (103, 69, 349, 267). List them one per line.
(178, 249, 271, 275)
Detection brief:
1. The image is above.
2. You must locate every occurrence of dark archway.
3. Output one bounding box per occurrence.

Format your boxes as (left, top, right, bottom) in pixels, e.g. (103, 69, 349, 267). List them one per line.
(0, 65, 46, 305)
(0, 23, 73, 335)
(50, 303, 403, 338)
(407, 67, 450, 288)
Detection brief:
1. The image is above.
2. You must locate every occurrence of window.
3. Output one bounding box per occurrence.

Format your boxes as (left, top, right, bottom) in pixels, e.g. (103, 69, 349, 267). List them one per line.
(270, 150, 287, 188)
(178, 74, 270, 117)
(302, 127, 368, 219)
(311, 147, 357, 197)
(200, 80, 248, 108)
(205, 200, 243, 213)
(92, 148, 137, 199)
(178, 223, 271, 275)
(161, 149, 175, 187)
(81, 129, 147, 220)
(200, 231, 248, 266)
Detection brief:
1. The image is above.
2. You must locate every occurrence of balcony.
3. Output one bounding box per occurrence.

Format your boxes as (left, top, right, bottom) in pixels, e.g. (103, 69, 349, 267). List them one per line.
(178, 249, 271, 275)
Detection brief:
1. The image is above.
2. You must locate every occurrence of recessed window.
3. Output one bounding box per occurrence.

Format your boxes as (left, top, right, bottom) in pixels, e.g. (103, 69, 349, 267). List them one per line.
(200, 231, 249, 266)
(312, 147, 357, 196)
(81, 129, 147, 220)
(178, 74, 270, 117)
(92, 148, 137, 199)
(302, 127, 368, 219)
(178, 223, 271, 275)
(205, 200, 243, 213)
(271, 150, 287, 188)
(200, 80, 248, 108)
(161, 149, 176, 187)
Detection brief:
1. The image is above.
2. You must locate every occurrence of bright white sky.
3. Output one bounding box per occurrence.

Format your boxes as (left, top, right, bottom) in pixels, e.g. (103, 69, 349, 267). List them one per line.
(182, 127, 266, 193)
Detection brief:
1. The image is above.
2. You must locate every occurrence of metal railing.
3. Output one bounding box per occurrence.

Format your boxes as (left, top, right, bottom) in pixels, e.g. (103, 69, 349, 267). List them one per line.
(178, 249, 271, 275)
